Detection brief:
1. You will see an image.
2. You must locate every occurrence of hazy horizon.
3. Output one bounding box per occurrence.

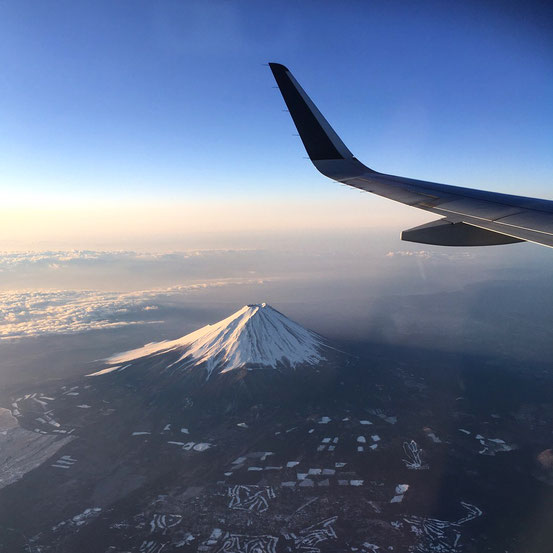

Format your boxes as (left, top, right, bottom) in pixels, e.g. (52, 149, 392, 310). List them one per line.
(1, 235, 551, 384)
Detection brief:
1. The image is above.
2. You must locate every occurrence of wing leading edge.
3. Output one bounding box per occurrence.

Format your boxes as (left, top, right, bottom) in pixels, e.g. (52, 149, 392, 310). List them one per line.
(269, 62, 553, 248)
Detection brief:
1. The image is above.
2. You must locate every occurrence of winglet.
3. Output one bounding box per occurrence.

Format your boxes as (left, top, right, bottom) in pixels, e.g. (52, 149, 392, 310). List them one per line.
(269, 63, 355, 161)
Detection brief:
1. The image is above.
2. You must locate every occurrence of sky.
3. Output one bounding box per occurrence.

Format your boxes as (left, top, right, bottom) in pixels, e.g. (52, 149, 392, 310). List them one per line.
(0, 0, 552, 250)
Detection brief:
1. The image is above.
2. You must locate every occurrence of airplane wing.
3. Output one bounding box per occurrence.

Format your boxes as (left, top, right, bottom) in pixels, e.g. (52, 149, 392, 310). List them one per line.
(269, 63, 553, 248)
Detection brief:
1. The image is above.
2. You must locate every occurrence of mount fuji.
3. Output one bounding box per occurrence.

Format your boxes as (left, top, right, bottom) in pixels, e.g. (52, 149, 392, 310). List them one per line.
(87, 304, 340, 392)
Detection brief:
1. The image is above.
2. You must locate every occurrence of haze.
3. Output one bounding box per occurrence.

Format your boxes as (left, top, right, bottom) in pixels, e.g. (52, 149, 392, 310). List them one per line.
(0, 1, 552, 250)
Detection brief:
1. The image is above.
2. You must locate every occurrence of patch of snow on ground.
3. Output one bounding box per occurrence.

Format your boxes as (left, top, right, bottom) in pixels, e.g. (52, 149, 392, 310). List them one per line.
(476, 435, 516, 455)
(391, 484, 409, 503)
(52, 507, 101, 531)
(403, 440, 428, 470)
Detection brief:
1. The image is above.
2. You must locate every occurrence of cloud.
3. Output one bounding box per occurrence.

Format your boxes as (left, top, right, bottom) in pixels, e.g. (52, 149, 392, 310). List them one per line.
(386, 250, 432, 259)
(385, 250, 474, 260)
(0, 249, 253, 271)
(0, 249, 273, 293)
(0, 277, 269, 340)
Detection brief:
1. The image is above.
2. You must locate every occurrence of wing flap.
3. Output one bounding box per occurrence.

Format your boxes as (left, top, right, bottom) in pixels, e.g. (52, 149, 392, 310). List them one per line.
(457, 216, 553, 248)
(432, 199, 525, 220)
(494, 211, 553, 234)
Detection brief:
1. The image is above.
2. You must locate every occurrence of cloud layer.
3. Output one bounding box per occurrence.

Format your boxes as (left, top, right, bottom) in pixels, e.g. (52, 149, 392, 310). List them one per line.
(0, 278, 267, 340)
(0, 249, 252, 271)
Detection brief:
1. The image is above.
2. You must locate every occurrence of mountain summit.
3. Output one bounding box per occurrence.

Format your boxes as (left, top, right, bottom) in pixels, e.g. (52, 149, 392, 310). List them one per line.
(92, 304, 329, 379)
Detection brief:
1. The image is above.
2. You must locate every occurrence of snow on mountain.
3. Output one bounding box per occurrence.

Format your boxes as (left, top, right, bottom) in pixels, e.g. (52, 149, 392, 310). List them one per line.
(97, 304, 328, 378)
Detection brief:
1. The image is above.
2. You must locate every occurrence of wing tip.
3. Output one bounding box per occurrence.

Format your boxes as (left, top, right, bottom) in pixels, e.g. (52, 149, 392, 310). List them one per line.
(268, 62, 290, 74)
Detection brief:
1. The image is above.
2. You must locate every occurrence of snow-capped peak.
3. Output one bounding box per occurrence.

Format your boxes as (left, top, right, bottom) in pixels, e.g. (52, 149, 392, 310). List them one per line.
(102, 304, 327, 378)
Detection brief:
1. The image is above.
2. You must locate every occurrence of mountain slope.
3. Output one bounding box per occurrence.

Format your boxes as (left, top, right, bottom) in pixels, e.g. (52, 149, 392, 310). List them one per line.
(90, 304, 330, 379)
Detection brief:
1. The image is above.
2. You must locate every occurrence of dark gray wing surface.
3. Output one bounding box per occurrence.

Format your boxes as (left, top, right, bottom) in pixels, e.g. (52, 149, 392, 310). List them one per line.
(269, 63, 553, 248)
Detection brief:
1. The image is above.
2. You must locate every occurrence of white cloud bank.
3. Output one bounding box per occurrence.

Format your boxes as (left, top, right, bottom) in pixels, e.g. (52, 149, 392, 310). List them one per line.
(385, 250, 474, 260)
(0, 249, 253, 270)
(0, 278, 267, 340)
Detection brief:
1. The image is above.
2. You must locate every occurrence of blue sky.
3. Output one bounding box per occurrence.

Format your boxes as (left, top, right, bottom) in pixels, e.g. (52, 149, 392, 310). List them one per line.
(0, 0, 552, 246)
